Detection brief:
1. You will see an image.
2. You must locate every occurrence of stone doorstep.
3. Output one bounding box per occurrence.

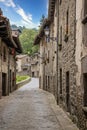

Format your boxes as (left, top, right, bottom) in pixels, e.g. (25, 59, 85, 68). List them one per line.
(47, 93, 79, 130)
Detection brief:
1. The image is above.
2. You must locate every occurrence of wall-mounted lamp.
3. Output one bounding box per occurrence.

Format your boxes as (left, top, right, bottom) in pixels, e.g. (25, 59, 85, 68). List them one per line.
(44, 26, 58, 42)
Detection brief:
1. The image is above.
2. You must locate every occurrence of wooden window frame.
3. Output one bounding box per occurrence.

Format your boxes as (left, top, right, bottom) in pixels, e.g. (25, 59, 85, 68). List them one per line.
(64, 9, 69, 42)
(59, 0, 62, 5)
(3, 46, 6, 62)
(59, 26, 62, 50)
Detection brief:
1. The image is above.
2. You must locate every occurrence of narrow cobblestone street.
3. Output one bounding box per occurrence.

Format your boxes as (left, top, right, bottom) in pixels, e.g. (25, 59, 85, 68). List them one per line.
(0, 78, 79, 130)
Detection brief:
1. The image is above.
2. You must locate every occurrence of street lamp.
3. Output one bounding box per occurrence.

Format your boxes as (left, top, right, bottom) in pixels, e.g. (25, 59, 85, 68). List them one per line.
(44, 26, 58, 42)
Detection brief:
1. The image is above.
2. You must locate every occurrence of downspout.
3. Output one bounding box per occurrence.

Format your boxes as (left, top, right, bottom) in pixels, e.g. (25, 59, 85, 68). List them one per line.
(0, 38, 2, 98)
(56, 0, 59, 104)
(14, 50, 16, 90)
(8, 47, 10, 95)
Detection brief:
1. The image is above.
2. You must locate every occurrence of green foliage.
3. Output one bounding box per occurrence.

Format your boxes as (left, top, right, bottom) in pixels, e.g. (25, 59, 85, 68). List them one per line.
(11, 24, 39, 55)
(16, 75, 30, 83)
(19, 28, 39, 55)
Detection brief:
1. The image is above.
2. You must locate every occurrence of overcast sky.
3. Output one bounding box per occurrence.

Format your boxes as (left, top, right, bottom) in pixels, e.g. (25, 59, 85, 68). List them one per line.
(0, 0, 48, 28)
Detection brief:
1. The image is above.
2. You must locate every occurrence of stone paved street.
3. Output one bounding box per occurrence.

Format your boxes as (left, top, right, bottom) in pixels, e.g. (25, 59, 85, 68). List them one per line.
(0, 78, 79, 130)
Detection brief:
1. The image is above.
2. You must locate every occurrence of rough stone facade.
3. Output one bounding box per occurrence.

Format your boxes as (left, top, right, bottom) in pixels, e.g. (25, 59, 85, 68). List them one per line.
(34, 0, 87, 129)
(0, 9, 22, 98)
(0, 39, 9, 96)
(38, 23, 57, 99)
(16, 54, 31, 76)
(58, 0, 77, 116)
(34, 0, 58, 106)
(56, 0, 87, 129)
(75, 0, 87, 129)
(39, 37, 45, 89)
(16, 53, 40, 78)
(31, 53, 40, 78)
(0, 38, 17, 97)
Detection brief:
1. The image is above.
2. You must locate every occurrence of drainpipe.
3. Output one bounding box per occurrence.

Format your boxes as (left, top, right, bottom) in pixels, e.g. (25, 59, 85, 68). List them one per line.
(8, 48, 10, 95)
(0, 38, 2, 98)
(56, 0, 59, 104)
(14, 50, 16, 90)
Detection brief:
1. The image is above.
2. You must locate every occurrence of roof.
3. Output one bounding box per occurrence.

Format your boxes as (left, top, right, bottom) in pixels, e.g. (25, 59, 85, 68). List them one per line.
(13, 36, 22, 53)
(34, 0, 56, 45)
(0, 15, 17, 48)
(0, 9, 22, 53)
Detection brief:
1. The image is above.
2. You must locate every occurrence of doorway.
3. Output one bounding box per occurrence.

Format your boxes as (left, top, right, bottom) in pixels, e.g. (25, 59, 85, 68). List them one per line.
(10, 70, 12, 92)
(66, 71, 70, 112)
(2, 73, 7, 96)
(32, 72, 34, 77)
(83, 73, 87, 106)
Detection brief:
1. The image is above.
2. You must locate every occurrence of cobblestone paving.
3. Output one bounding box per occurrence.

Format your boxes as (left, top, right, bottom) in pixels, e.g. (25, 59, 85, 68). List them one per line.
(0, 78, 62, 130)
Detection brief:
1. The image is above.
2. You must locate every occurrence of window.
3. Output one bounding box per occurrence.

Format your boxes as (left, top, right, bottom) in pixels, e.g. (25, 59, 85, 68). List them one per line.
(59, 0, 62, 5)
(64, 9, 69, 42)
(66, 10, 69, 35)
(3, 46, 6, 62)
(59, 26, 62, 50)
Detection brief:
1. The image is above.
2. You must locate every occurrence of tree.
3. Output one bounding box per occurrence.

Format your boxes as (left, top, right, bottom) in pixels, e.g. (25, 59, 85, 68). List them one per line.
(40, 15, 45, 26)
(11, 25, 26, 31)
(11, 24, 18, 29)
(19, 28, 39, 55)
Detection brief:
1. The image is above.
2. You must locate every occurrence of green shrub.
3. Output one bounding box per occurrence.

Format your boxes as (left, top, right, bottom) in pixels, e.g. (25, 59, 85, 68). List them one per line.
(16, 75, 30, 83)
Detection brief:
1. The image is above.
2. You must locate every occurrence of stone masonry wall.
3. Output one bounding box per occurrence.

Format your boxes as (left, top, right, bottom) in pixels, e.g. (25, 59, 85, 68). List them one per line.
(58, 0, 78, 124)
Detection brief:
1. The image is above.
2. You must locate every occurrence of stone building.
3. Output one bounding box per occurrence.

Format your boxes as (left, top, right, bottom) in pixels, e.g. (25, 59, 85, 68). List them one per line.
(58, 0, 87, 129)
(16, 53, 39, 77)
(75, 0, 87, 129)
(57, 0, 77, 125)
(31, 53, 40, 77)
(16, 54, 31, 76)
(34, 0, 87, 130)
(0, 9, 22, 98)
(34, 0, 58, 99)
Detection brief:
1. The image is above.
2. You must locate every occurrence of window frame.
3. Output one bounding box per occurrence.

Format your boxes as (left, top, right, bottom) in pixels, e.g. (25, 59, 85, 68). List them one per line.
(59, 0, 62, 5)
(59, 26, 62, 50)
(64, 9, 69, 42)
(3, 46, 6, 62)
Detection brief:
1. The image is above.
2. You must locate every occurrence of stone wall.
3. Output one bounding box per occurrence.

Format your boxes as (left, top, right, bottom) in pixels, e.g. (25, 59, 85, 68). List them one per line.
(38, 0, 87, 129)
(0, 38, 17, 98)
(16, 77, 31, 89)
(58, 0, 78, 124)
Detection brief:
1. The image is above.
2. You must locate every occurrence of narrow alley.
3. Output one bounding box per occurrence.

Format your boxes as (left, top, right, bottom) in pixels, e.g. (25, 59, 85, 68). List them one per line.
(0, 78, 79, 130)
